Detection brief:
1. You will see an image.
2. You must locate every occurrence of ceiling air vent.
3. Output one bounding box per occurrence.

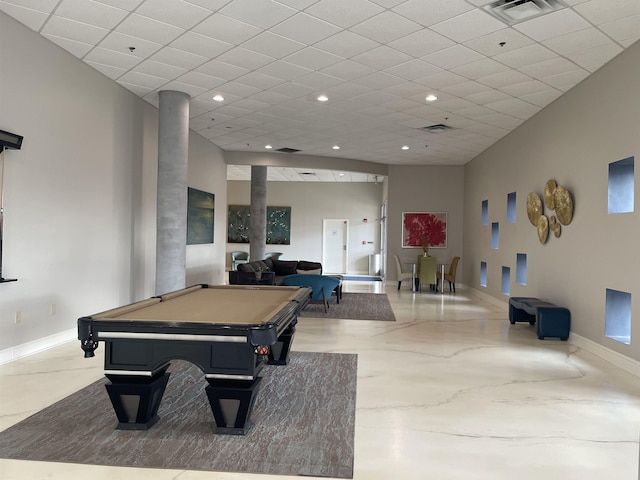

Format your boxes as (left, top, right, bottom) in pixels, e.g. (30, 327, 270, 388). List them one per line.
(275, 147, 301, 153)
(421, 124, 453, 133)
(483, 0, 568, 25)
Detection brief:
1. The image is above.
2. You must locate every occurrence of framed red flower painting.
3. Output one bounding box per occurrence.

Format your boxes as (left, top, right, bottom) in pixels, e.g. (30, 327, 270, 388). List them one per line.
(402, 212, 447, 249)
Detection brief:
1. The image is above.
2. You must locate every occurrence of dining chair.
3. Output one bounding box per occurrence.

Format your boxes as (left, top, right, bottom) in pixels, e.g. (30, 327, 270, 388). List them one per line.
(394, 255, 413, 291)
(443, 256, 460, 293)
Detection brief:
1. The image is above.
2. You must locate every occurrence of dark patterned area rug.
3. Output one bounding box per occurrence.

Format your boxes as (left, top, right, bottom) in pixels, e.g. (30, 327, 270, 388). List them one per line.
(301, 292, 396, 321)
(0, 352, 357, 478)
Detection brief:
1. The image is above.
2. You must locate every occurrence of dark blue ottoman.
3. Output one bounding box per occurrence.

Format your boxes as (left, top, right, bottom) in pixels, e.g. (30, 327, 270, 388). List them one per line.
(509, 297, 570, 341)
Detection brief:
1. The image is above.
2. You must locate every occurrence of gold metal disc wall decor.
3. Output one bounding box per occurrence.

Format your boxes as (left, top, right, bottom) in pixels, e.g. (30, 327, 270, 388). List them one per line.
(527, 192, 543, 226)
(544, 179, 557, 209)
(554, 185, 573, 225)
(526, 179, 573, 243)
(537, 215, 549, 244)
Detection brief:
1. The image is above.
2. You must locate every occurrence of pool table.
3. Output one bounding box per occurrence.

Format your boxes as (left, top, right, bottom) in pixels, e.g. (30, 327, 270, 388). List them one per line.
(77, 284, 311, 435)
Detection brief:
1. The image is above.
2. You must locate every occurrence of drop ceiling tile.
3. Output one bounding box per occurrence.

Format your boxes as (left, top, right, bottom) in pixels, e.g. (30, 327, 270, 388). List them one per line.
(513, 8, 592, 42)
(540, 69, 590, 90)
(484, 98, 540, 119)
(314, 30, 380, 59)
(352, 45, 412, 70)
(574, 0, 640, 25)
(385, 59, 441, 81)
(86, 60, 127, 79)
(293, 71, 344, 89)
(283, 46, 343, 70)
(455, 105, 496, 118)
(392, 0, 473, 27)
(478, 69, 532, 88)
(542, 27, 614, 55)
(176, 71, 227, 89)
(383, 81, 434, 98)
(566, 43, 624, 70)
(99, 31, 163, 58)
(132, 59, 187, 79)
(321, 60, 376, 81)
(417, 70, 468, 89)
(350, 11, 422, 44)
(196, 63, 247, 86)
(42, 33, 94, 57)
(271, 12, 341, 44)
(93, 0, 144, 9)
(118, 81, 155, 96)
(599, 14, 640, 43)
(388, 28, 455, 57)
(116, 13, 184, 44)
(464, 89, 511, 105)
(305, 0, 383, 28)
(352, 71, 405, 89)
(475, 112, 523, 129)
(219, 0, 296, 29)
(0, 2, 48, 29)
(55, 0, 128, 30)
(241, 31, 305, 59)
(233, 72, 283, 90)
(41, 15, 109, 44)
(216, 81, 262, 98)
(84, 46, 143, 69)
(463, 28, 533, 57)
(500, 79, 551, 97)
(0, 0, 59, 13)
(451, 58, 510, 80)
(441, 80, 492, 97)
(216, 47, 275, 70)
(257, 60, 312, 81)
(269, 82, 315, 98)
(422, 44, 485, 70)
(493, 43, 557, 69)
(192, 13, 261, 45)
(520, 89, 563, 107)
(519, 57, 582, 79)
(118, 70, 168, 89)
(248, 91, 295, 105)
(431, 8, 505, 43)
(152, 46, 208, 70)
(169, 32, 233, 58)
(620, 37, 640, 48)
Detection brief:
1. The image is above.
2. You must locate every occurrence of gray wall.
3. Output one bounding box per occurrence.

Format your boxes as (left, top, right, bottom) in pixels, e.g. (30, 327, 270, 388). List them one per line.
(0, 13, 227, 359)
(387, 165, 465, 281)
(464, 40, 640, 360)
(227, 181, 384, 274)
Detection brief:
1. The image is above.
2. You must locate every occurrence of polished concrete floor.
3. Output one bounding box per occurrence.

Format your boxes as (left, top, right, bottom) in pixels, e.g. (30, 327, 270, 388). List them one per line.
(2, 281, 640, 479)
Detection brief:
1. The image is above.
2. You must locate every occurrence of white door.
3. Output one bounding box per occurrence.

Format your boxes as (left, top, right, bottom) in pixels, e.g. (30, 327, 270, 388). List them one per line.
(322, 219, 348, 274)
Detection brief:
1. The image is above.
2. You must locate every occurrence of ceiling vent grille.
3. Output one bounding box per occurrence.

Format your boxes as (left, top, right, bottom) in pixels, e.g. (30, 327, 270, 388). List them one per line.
(275, 147, 301, 153)
(421, 124, 454, 133)
(483, 0, 568, 25)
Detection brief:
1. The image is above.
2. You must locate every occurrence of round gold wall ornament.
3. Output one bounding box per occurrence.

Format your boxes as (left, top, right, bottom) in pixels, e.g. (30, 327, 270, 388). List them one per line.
(527, 192, 543, 226)
(537, 215, 549, 244)
(544, 179, 557, 209)
(555, 185, 573, 225)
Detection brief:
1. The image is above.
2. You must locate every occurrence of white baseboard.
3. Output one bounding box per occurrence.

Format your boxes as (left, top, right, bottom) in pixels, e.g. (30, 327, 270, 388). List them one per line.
(569, 333, 640, 378)
(0, 328, 76, 365)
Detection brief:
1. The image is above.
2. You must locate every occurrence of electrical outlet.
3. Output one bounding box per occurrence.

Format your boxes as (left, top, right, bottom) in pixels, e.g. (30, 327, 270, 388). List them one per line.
(15, 311, 21, 324)
(50, 304, 56, 315)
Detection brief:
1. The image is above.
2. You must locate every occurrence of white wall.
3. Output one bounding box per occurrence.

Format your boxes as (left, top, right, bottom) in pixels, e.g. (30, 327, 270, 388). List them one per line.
(0, 13, 227, 359)
(227, 181, 383, 274)
(463, 40, 640, 360)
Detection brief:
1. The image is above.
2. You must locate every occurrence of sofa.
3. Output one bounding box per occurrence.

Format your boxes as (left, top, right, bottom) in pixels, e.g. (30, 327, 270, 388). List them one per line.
(229, 258, 323, 286)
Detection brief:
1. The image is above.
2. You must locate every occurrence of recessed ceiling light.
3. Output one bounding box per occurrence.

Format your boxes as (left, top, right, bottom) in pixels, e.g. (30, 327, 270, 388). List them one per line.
(426, 94, 438, 102)
(402, 145, 410, 150)
(265, 144, 273, 149)
(332, 145, 340, 150)
(212, 95, 224, 102)
(317, 95, 329, 102)
(339, 173, 345, 177)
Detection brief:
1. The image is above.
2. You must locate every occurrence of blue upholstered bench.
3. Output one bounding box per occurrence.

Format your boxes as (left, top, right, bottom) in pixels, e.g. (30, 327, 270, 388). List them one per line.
(508, 297, 570, 341)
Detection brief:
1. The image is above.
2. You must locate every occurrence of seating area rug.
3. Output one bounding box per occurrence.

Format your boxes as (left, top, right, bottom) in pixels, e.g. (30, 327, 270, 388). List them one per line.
(0, 352, 357, 478)
(301, 292, 396, 321)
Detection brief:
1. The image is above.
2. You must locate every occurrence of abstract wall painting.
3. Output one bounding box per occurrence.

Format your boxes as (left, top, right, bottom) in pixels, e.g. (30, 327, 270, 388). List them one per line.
(402, 212, 447, 249)
(227, 205, 291, 245)
(187, 187, 214, 245)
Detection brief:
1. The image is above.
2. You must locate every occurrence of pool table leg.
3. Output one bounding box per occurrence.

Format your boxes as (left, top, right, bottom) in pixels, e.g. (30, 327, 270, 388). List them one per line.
(267, 323, 296, 366)
(104, 366, 170, 430)
(205, 377, 263, 435)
